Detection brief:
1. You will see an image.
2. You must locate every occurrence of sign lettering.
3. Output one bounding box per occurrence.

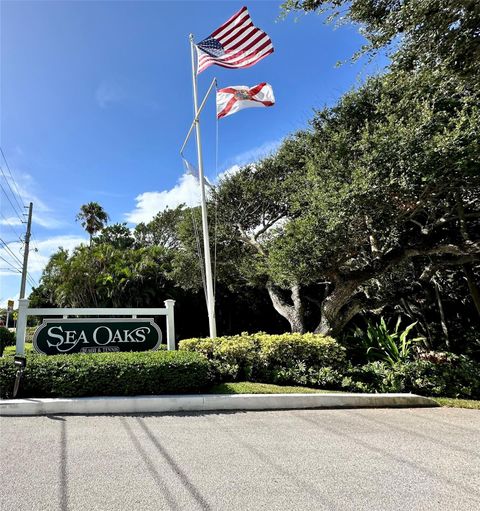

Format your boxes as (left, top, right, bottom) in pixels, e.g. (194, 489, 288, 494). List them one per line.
(33, 318, 162, 355)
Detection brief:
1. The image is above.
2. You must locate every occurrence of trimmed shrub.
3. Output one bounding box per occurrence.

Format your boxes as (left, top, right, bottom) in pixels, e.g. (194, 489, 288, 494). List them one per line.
(179, 332, 346, 386)
(0, 327, 15, 356)
(342, 362, 406, 393)
(257, 332, 346, 382)
(25, 326, 38, 344)
(403, 355, 480, 398)
(0, 350, 210, 399)
(180, 335, 258, 381)
(342, 354, 480, 398)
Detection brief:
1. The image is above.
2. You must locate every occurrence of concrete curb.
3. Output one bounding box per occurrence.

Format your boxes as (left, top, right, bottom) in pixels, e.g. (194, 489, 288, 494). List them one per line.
(0, 393, 438, 416)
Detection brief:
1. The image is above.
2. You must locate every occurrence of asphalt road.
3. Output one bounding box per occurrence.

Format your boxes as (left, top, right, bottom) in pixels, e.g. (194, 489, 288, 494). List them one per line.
(1, 408, 479, 511)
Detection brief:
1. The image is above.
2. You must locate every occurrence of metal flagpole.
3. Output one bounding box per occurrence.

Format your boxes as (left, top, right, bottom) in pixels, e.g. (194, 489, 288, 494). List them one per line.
(189, 34, 217, 338)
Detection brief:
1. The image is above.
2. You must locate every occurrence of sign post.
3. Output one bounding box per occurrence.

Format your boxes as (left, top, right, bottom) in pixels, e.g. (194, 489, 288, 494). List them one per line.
(165, 299, 176, 351)
(15, 299, 29, 356)
(6, 299, 14, 328)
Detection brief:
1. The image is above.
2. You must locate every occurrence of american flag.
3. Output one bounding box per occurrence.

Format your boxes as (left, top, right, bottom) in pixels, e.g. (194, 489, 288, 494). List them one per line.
(196, 6, 274, 74)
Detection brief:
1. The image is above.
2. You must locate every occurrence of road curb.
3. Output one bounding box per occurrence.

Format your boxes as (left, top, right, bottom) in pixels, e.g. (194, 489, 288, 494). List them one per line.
(0, 393, 438, 416)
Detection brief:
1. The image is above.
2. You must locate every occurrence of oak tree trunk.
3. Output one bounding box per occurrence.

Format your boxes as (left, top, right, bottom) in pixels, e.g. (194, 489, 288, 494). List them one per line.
(463, 263, 480, 318)
(266, 282, 305, 333)
(314, 281, 362, 336)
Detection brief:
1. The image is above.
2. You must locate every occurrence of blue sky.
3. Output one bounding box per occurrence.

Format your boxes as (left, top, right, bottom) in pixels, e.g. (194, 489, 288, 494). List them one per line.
(0, 0, 387, 306)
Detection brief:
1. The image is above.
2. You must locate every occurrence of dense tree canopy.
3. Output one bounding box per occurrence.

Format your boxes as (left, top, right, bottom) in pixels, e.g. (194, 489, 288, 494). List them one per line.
(281, 0, 480, 80)
(30, 1, 479, 349)
(213, 65, 479, 335)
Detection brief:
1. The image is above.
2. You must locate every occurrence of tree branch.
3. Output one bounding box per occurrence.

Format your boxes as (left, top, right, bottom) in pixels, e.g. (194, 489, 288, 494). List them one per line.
(254, 212, 287, 241)
(420, 255, 480, 281)
(343, 241, 480, 283)
(236, 223, 267, 257)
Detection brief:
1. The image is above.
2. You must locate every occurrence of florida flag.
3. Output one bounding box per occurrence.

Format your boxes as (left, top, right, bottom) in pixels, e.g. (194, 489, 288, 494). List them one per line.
(216, 83, 275, 119)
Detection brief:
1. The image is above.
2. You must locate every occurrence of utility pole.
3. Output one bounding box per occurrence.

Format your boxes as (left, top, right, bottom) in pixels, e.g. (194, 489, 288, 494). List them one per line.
(19, 202, 33, 299)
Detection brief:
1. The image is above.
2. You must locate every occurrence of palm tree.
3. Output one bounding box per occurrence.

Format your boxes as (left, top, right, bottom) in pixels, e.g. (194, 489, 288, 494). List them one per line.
(76, 202, 109, 246)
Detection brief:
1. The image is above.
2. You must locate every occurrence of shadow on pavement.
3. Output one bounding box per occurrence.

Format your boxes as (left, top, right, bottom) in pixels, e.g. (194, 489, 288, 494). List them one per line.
(120, 417, 180, 510)
(293, 411, 480, 502)
(60, 419, 68, 511)
(204, 413, 338, 510)
(135, 417, 212, 510)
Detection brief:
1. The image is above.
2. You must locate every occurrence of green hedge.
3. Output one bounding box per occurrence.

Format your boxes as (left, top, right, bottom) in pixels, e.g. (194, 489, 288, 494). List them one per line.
(179, 332, 479, 399)
(0, 350, 210, 399)
(179, 332, 346, 385)
(0, 327, 15, 356)
(343, 355, 480, 398)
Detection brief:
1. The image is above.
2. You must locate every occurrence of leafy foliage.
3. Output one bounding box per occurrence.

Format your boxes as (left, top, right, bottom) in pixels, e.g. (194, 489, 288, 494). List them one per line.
(133, 205, 187, 250)
(94, 222, 135, 249)
(343, 355, 480, 398)
(29, 204, 289, 338)
(29, 2, 480, 347)
(0, 326, 15, 347)
(350, 317, 424, 365)
(0, 350, 210, 399)
(180, 333, 480, 398)
(30, 244, 174, 308)
(0, 327, 15, 356)
(281, 0, 480, 81)
(179, 332, 345, 385)
(213, 66, 480, 335)
(76, 202, 109, 245)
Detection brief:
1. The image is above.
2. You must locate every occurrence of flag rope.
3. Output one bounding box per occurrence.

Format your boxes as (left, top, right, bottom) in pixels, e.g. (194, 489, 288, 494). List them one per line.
(213, 80, 219, 298)
(190, 208, 208, 305)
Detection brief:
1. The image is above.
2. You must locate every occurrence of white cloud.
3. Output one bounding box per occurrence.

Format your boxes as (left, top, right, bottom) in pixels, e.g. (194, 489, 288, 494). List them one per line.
(94, 79, 160, 111)
(221, 139, 282, 171)
(0, 293, 19, 310)
(125, 174, 201, 224)
(217, 164, 241, 181)
(1, 171, 64, 229)
(0, 234, 86, 277)
(30, 235, 87, 272)
(0, 234, 87, 308)
(0, 216, 23, 227)
(124, 139, 283, 226)
(95, 81, 126, 108)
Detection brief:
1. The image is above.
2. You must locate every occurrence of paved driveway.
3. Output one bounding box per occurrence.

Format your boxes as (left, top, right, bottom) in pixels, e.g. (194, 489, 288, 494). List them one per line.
(1, 408, 479, 510)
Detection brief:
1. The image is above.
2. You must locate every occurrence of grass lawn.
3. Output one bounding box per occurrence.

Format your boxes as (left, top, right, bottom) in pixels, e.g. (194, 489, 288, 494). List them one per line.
(208, 382, 480, 409)
(432, 397, 480, 410)
(208, 382, 341, 394)
(2, 343, 34, 356)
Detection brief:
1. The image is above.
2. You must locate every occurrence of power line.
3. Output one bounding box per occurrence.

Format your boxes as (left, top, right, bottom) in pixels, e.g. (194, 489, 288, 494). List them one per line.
(0, 253, 21, 272)
(0, 239, 37, 287)
(26, 273, 37, 287)
(0, 237, 23, 266)
(0, 146, 26, 209)
(0, 182, 24, 223)
(0, 149, 38, 289)
(30, 232, 40, 252)
(0, 164, 24, 216)
(0, 212, 23, 242)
